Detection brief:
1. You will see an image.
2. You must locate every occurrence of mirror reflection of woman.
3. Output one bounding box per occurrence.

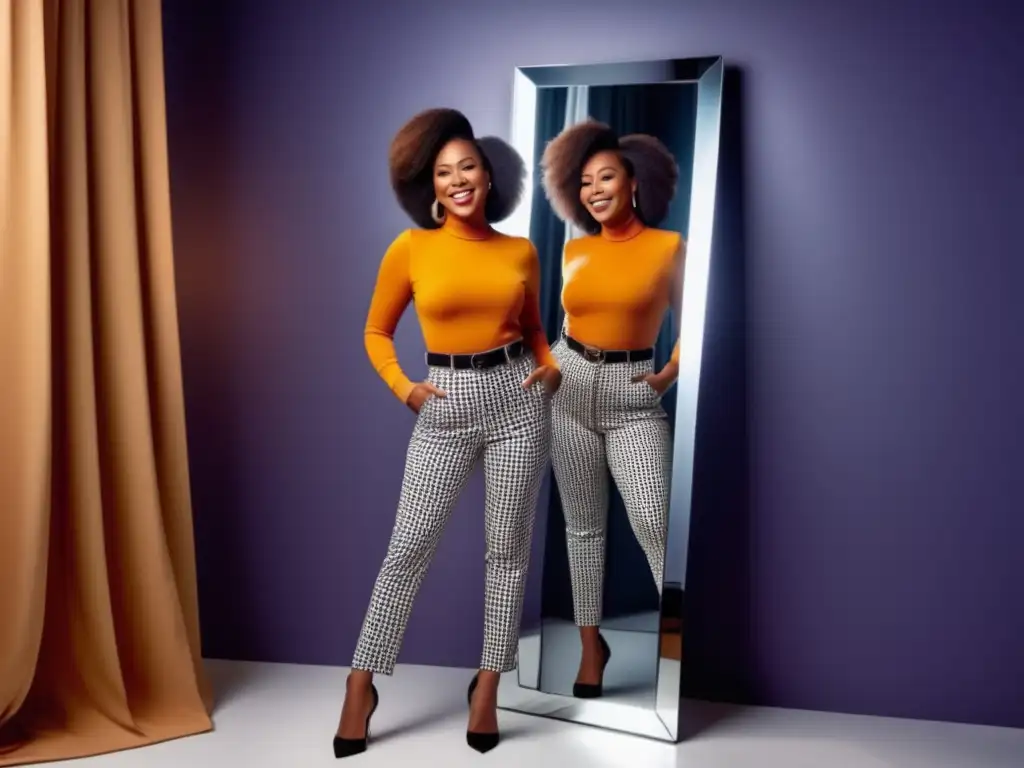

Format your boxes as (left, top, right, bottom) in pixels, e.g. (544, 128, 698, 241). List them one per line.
(540, 119, 684, 699)
(333, 108, 561, 758)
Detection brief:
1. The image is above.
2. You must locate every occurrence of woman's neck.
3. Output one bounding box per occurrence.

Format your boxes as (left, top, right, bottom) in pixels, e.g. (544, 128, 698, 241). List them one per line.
(600, 214, 644, 242)
(442, 214, 493, 240)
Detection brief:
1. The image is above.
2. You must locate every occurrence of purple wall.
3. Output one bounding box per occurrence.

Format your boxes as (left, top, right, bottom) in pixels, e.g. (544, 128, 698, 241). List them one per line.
(162, 0, 1024, 729)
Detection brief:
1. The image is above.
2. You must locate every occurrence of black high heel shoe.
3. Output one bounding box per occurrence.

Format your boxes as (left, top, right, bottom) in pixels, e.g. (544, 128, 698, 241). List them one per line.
(333, 683, 379, 759)
(573, 633, 611, 699)
(466, 674, 500, 754)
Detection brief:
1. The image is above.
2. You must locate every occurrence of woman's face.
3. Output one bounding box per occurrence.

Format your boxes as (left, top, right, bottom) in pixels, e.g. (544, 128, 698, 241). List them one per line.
(580, 150, 636, 228)
(433, 138, 490, 223)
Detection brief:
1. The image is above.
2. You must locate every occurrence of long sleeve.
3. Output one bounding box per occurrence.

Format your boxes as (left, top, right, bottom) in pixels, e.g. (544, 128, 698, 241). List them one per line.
(364, 230, 416, 404)
(668, 237, 686, 366)
(520, 243, 558, 369)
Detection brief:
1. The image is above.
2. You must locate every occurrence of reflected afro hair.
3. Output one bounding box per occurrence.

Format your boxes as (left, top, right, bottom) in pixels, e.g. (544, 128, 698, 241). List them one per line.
(388, 108, 525, 230)
(540, 119, 679, 235)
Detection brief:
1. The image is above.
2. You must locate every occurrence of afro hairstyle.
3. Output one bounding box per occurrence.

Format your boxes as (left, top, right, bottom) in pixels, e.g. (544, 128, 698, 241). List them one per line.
(388, 108, 525, 230)
(540, 119, 679, 235)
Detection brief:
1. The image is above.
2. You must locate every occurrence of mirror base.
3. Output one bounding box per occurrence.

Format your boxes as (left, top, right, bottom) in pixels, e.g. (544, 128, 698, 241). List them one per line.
(497, 670, 679, 742)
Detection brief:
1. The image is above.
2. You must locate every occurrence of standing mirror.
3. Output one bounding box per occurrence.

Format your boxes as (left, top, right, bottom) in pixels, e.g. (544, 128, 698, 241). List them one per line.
(494, 57, 725, 742)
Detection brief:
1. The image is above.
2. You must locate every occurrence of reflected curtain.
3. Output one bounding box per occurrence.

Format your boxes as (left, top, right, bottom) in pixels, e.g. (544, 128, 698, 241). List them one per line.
(530, 87, 569, 335)
(0, 1, 212, 765)
(560, 86, 589, 285)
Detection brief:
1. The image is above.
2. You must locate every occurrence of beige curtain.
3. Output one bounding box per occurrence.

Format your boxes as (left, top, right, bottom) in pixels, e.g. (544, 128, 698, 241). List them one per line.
(0, 1, 213, 764)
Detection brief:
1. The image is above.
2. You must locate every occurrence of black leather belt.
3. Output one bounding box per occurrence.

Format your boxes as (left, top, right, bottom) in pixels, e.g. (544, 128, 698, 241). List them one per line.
(565, 334, 654, 364)
(426, 340, 525, 370)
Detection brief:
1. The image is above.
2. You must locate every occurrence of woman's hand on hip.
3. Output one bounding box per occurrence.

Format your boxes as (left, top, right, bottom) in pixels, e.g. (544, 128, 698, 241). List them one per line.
(406, 382, 446, 413)
(522, 365, 562, 395)
(632, 364, 677, 395)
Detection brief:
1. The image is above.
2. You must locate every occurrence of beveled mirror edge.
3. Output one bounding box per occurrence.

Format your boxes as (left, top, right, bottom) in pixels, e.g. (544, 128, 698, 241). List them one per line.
(657, 55, 726, 742)
(495, 56, 727, 745)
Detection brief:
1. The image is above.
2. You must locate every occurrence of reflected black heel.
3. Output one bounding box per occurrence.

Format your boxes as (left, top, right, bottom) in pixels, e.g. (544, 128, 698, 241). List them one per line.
(573, 633, 611, 699)
(333, 683, 379, 759)
(466, 674, 500, 754)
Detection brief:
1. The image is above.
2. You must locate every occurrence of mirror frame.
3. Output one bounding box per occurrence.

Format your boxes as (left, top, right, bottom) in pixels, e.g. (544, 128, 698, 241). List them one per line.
(494, 56, 725, 743)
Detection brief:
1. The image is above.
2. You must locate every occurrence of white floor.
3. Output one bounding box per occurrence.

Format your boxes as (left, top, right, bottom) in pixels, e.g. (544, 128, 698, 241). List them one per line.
(55, 659, 1024, 767)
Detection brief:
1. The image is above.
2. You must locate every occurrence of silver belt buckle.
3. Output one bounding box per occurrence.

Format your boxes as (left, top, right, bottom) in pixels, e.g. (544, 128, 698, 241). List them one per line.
(583, 345, 605, 364)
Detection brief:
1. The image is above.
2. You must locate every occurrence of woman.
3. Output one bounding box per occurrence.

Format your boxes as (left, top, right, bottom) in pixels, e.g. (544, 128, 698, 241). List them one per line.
(540, 119, 684, 698)
(333, 108, 561, 758)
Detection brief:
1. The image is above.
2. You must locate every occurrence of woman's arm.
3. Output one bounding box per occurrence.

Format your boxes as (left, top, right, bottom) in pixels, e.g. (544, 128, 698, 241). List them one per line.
(520, 242, 559, 370)
(364, 230, 416, 404)
(662, 236, 687, 378)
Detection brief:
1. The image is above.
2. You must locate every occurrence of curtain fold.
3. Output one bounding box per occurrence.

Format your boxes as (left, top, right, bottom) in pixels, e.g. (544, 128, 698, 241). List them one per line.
(561, 85, 589, 254)
(530, 86, 568, 339)
(0, 1, 212, 764)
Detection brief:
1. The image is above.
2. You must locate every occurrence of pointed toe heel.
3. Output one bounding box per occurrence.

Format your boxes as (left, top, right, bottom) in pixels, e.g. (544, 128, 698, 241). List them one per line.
(332, 683, 379, 759)
(466, 674, 501, 753)
(573, 633, 612, 699)
(467, 730, 500, 753)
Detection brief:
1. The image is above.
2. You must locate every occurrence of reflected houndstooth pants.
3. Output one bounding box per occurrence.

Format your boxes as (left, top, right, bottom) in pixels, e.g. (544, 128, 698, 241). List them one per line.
(550, 339, 672, 628)
(352, 351, 550, 675)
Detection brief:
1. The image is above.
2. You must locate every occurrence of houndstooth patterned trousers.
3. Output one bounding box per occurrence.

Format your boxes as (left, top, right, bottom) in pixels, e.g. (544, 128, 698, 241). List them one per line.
(550, 339, 672, 628)
(352, 350, 551, 675)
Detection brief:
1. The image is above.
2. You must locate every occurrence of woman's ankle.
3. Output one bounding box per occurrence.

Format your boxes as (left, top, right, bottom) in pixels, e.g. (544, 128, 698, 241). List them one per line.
(347, 670, 373, 692)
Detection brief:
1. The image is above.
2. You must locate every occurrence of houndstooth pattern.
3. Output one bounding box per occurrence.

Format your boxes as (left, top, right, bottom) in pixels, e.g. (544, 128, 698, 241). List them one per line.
(550, 338, 672, 628)
(352, 349, 551, 675)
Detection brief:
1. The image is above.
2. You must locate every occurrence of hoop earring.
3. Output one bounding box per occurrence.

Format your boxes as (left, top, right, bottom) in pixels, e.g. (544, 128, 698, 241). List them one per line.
(432, 199, 446, 225)
(632, 189, 637, 209)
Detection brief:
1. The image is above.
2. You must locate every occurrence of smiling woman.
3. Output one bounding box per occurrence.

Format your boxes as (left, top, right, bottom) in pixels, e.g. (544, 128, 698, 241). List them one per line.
(387, 109, 523, 233)
(433, 138, 489, 220)
(332, 108, 561, 759)
(540, 117, 685, 699)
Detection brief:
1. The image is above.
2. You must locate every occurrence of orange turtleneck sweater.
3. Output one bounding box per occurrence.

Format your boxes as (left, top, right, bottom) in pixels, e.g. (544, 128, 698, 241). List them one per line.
(561, 217, 685, 365)
(365, 217, 558, 403)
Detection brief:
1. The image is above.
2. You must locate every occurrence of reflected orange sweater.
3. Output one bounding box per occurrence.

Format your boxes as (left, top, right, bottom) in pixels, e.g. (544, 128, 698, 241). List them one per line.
(562, 218, 685, 365)
(365, 217, 557, 403)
